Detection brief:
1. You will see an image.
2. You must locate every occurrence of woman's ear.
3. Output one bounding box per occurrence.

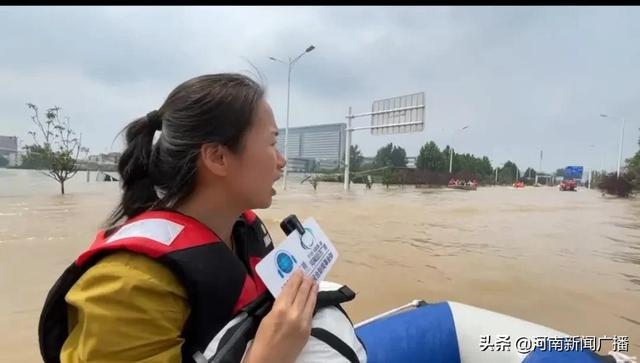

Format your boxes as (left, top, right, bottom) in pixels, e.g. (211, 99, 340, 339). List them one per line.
(200, 143, 229, 177)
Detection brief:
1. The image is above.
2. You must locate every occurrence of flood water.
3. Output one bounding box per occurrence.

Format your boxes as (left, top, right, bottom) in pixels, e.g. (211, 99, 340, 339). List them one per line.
(1, 169, 638, 360)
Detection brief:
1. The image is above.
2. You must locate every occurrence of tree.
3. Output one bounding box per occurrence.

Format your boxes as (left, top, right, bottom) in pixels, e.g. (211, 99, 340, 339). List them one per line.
(555, 168, 566, 178)
(390, 145, 407, 167)
(349, 144, 364, 171)
(373, 143, 393, 168)
(374, 143, 407, 168)
(521, 167, 537, 185)
(523, 167, 537, 180)
(437, 144, 494, 183)
(374, 143, 408, 168)
(25, 103, 89, 194)
(498, 161, 520, 184)
(301, 175, 320, 191)
(416, 141, 446, 171)
(625, 128, 640, 190)
(0, 154, 8, 168)
(19, 144, 50, 169)
(381, 168, 395, 189)
(598, 173, 633, 197)
(480, 156, 493, 176)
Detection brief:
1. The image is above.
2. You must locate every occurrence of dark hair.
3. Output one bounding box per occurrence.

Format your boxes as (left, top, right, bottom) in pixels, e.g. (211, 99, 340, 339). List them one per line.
(106, 73, 265, 227)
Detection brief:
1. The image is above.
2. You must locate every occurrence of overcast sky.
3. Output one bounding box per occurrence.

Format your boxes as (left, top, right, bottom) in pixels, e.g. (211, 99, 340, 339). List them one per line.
(1, 6, 639, 173)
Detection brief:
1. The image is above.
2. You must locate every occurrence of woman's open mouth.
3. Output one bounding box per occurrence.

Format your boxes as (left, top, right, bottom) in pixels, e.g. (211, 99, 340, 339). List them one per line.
(272, 175, 282, 196)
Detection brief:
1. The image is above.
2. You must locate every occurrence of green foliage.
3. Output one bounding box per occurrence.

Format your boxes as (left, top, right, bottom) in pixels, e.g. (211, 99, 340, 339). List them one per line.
(416, 140, 495, 184)
(625, 128, 640, 190)
(598, 173, 633, 197)
(416, 141, 446, 171)
(24, 103, 89, 194)
(497, 161, 520, 185)
(523, 167, 537, 178)
(374, 143, 407, 168)
(349, 144, 364, 171)
(18, 144, 51, 169)
(381, 168, 395, 188)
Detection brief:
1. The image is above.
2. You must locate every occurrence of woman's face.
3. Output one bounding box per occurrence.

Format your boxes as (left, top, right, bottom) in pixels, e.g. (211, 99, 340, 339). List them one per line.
(225, 98, 287, 209)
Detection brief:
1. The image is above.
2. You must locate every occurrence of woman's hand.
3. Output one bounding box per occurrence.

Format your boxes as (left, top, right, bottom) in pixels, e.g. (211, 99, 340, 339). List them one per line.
(243, 270, 318, 363)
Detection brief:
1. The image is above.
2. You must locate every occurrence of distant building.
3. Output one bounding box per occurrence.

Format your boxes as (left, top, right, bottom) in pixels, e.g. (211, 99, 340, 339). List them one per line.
(0, 135, 18, 157)
(87, 152, 121, 165)
(274, 124, 418, 172)
(406, 156, 416, 168)
(0, 135, 19, 166)
(277, 123, 346, 172)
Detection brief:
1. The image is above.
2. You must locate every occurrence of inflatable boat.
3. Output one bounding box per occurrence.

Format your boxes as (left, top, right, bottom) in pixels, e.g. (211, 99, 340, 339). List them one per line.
(447, 184, 478, 191)
(513, 181, 526, 188)
(354, 299, 636, 363)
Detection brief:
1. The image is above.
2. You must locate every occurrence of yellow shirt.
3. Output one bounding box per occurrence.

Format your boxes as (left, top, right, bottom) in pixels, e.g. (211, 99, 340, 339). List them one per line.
(61, 251, 191, 363)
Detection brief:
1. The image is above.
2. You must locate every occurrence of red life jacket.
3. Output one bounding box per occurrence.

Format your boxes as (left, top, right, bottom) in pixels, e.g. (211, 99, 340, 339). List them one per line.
(38, 209, 273, 363)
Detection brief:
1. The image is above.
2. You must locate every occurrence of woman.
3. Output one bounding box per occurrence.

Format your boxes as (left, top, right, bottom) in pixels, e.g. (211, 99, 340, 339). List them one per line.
(38, 73, 318, 363)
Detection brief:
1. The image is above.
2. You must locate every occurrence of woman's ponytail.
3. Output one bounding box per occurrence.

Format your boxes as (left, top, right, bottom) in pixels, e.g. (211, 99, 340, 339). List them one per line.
(106, 112, 162, 227)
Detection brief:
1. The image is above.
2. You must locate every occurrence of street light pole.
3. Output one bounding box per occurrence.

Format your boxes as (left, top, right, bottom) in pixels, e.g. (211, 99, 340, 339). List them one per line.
(600, 114, 626, 179)
(449, 147, 453, 174)
(493, 161, 504, 185)
(270, 45, 316, 191)
(284, 59, 292, 191)
(617, 117, 625, 178)
(344, 107, 353, 191)
(588, 144, 595, 189)
(449, 125, 470, 174)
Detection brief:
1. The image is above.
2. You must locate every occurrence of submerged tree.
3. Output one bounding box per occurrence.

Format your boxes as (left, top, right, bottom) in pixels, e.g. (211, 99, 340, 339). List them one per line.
(350, 144, 364, 172)
(598, 173, 633, 198)
(301, 175, 320, 191)
(25, 103, 88, 194)
(374, 143, 407, 168)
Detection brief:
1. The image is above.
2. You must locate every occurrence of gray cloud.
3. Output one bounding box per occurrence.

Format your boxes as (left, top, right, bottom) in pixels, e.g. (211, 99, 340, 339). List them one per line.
(1, 6, 639, 172)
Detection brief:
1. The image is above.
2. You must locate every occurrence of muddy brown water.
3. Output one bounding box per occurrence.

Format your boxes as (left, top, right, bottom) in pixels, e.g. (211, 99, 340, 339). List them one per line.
(1, 169, 638, 360)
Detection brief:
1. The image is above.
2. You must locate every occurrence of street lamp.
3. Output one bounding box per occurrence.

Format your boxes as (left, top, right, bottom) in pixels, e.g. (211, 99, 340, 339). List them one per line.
(588, 144, 595, 189)
(270, 45, 316, 190)
(449, 125, 470, 173)
(491, 159, 505, 185)
(599, 114, 625, 178)
(588, 144, 606, 189)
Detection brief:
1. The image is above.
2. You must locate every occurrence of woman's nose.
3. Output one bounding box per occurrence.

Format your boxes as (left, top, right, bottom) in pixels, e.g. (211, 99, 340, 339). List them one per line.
(278, 151, 287, 169)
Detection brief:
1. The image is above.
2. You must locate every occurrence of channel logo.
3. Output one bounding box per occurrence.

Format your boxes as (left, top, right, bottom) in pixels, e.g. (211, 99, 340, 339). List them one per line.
(275, 250, 297, 278)
(299, 227, 316, 250)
